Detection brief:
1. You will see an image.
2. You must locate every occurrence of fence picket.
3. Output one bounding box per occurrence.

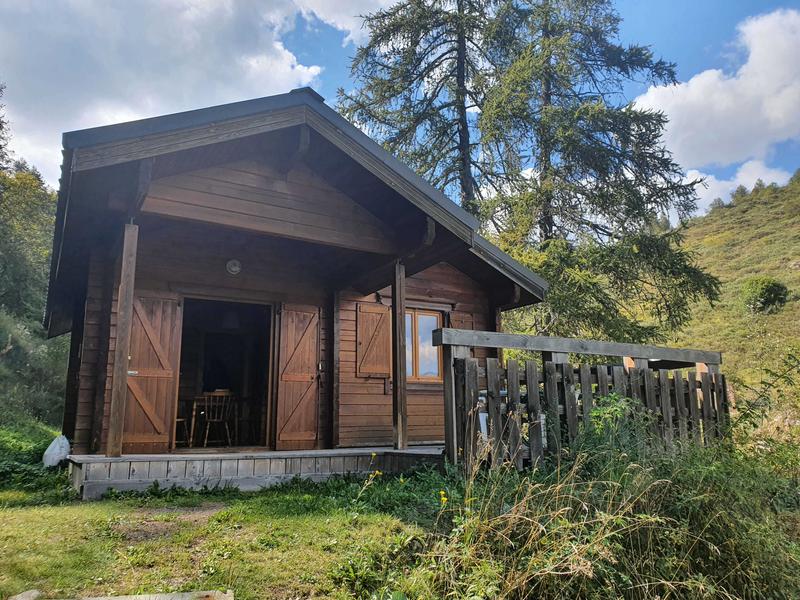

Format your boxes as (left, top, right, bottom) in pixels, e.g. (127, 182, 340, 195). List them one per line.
(673, 370, 688, 441)
(687, 371, 701, 444)
(486, 358, 505, 466)
(643, 368, 659, 437)
(612, 365, 627, 396)
(719, 373, 730, 431)
(463, 358, 480, 474)
(659, 369, 673, 445)
(700, 372, 714, 444)
(629, 367, 643, 406)
(543, 361, 561, 455)
(526, 361, 544, 465)
(563, 365, 579, 444)
(579, 363, 593, 429)
(507, 360, 523, 470)
(713, 372, 727, 436)
(454, 359, 466, 461)
(597, 365, 610, 398)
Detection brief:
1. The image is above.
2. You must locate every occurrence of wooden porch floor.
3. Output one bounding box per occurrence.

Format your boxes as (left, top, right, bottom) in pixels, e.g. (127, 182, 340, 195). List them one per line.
(68, 446, 444, 500)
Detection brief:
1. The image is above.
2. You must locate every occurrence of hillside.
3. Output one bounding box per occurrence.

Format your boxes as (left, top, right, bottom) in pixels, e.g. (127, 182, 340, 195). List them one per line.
(670, 173, 800, 390)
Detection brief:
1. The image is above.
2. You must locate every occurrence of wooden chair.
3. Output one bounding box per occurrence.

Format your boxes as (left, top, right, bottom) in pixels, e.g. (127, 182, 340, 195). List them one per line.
(174, 398, 192, 447)
(175, 416, 191, 447)
(198, 391, 234, 448)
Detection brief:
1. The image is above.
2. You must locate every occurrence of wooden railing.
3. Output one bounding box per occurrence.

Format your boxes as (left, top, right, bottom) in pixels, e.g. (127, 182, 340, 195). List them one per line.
(433, 329, 729, 469)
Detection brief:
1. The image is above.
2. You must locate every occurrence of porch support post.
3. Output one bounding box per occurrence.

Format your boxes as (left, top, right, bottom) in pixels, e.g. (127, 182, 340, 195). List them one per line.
(106, 223, 138, 457)
(391, 260, 408, 450)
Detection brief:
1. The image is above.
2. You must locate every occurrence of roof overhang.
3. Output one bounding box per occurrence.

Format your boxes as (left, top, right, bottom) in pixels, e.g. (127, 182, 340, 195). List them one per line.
(45, 87, 548, 336)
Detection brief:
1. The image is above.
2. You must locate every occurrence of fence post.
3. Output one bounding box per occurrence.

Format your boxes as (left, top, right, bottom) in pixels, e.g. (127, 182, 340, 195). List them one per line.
(463, 358, 480, 474)
(506, 360, 523, 470)
(443, 344, 470, 464)
(526, 361, 544, 465)
(543, 361, 561, 456)
(486, 358, 505, 467)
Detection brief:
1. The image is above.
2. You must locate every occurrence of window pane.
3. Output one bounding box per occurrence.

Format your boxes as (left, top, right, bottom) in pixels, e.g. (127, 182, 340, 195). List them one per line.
(417, 314, 440, 378)
(405, 313, 413, 377)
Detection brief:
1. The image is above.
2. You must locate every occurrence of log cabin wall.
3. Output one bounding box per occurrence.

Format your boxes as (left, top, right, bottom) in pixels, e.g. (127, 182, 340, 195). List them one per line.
(337, 263, 494, 447)
(69, 249, 115, 454)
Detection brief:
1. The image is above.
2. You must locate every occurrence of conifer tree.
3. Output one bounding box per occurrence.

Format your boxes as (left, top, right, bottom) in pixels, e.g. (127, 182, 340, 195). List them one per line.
(480, 0, 719, 341)
(338, 0, 499, 216)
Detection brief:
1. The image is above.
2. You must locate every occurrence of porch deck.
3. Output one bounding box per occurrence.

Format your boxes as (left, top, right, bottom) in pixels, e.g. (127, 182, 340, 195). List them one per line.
(68, 446, 444, 500)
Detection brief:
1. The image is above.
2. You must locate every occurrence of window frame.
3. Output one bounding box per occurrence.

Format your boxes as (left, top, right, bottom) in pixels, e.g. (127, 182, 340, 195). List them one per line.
(405, 308, 443, 382)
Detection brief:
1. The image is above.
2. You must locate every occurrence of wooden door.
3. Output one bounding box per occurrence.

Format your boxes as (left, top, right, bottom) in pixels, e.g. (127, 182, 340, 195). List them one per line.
(275, 304, 320, 450)
(121, 293, 182, 454)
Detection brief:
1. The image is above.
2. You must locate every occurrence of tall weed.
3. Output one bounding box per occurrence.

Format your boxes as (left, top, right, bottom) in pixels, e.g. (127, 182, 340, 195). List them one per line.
(334, 393, 800, 599)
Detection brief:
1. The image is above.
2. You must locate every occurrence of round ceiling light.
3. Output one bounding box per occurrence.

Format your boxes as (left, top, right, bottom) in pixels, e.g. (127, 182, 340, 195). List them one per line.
(226, 259, 242, 276)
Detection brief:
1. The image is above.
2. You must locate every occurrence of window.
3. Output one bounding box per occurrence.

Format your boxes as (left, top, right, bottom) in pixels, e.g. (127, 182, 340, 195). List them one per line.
(405, 309, 443, 381)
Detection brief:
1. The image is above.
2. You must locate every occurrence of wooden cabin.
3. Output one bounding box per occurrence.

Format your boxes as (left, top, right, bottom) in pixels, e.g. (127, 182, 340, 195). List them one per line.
(46, 88, 547, 494)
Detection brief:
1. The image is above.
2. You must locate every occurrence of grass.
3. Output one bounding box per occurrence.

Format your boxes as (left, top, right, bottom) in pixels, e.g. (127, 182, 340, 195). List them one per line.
(2, 395, 799, 599)
(331, 395, 800, 599)
(0, 410, 454, 600)
(0, 473, 453, 599)
(672, 176, 800, 392)
(0, 410, 77, 507)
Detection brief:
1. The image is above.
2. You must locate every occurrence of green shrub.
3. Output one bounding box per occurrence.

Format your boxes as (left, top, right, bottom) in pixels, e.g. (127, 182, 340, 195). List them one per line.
(740, 276, 789, 313)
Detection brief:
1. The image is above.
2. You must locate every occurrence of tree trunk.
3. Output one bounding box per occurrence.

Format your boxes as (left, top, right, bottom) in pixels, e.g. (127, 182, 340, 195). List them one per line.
(537, 0, 555, 241)
(455, 0, 477, 216)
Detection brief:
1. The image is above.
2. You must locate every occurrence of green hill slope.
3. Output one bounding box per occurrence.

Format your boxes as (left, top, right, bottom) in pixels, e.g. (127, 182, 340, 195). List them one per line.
(670, 174, 800, 388)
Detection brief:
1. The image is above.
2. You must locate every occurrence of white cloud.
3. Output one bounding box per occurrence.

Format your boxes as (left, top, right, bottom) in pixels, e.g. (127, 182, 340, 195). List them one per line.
(0, 0, 387, 186)
(295, 0, 393, 45)
(636, 8, 800, 170)
(689, 159, 791, 212)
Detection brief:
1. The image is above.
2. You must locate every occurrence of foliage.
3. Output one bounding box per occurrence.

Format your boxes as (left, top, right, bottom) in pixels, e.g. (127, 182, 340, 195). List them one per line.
(0, 83, 8, 170)
(740, 275, 789, 314)
(0, 162, 56, 320)
(0, 308, 69, 424)
(476, 0, 718, 342)
(500, 233, 719, 342)
(0, 410, 75, 507)
(0, 90, 70, 509)
(671, 173, 800, 390)
(338, 0, 501, 215)
(332, 393, 800, 599)
(0, 97, 67, 430)
(708, 197, 728, 211)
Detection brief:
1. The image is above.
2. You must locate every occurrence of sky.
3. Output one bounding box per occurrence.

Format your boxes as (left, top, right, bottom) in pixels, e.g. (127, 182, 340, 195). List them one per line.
(2, 0, 800, 214)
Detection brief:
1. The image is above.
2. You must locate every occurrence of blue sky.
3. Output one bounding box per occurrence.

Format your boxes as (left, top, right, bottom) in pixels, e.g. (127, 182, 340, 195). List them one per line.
(2, 0, 800, 212)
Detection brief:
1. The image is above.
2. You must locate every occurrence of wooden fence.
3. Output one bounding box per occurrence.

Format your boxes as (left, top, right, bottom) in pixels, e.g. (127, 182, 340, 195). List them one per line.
(434, 329, 729, 470)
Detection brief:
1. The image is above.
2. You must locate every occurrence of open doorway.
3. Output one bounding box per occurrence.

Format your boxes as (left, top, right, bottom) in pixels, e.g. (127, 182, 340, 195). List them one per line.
(177, 298, 272, 448)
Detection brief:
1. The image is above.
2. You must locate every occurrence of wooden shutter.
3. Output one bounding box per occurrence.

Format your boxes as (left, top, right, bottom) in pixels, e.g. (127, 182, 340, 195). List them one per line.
(356, 303, 391, 377)
(276, 304, 320, 450)
(122, 294, 182, 454)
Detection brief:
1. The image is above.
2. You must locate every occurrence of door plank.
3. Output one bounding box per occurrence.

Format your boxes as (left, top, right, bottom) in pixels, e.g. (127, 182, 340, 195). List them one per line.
(127, 378, 168, 434)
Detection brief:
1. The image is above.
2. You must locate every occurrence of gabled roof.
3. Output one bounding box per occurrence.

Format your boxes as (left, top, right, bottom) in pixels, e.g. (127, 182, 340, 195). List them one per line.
(47, 87, 548, 334)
